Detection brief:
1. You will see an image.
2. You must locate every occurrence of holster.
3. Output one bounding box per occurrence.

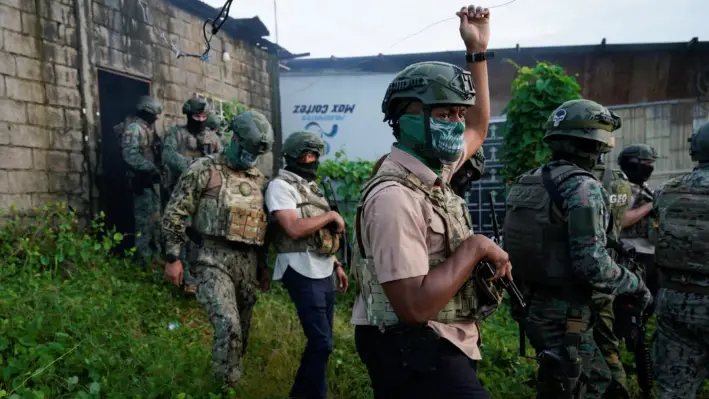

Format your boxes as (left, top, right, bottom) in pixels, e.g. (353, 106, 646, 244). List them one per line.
(535, 306, 587, 399)
(383, 324, 442, 374)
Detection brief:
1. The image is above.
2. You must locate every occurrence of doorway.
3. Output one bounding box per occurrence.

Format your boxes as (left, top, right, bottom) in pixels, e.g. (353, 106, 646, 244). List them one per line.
(96, 69, 151, 253)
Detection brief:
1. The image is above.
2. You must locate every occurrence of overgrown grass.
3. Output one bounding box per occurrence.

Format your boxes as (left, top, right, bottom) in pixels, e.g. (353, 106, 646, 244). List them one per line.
(1, 203, 706, 398)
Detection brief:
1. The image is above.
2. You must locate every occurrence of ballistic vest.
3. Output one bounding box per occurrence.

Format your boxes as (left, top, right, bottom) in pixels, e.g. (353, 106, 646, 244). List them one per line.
(192, 155, 267, 246)
(352, 158, 497, 328)
(270, 172, 340, 256)
(504, 162, 600, 298)
(655, 168, 709, 277)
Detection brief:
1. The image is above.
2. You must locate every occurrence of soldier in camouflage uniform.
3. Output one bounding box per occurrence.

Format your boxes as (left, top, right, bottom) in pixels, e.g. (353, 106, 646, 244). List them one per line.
(162, 97, 223, 293)
(652, 121, 709, 398)
(161, 110, 273, 388)
(590, 138, 634, 398)
(162, 97, 224, 194)
(503, 99, 652, 399)
(115, 95, 164, 265)
(618, 144, 659, 313)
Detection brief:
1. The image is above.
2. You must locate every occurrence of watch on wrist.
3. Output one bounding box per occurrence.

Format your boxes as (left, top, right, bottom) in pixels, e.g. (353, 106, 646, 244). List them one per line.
(165, 254, 178, 263)
(465, 51, 494, 63)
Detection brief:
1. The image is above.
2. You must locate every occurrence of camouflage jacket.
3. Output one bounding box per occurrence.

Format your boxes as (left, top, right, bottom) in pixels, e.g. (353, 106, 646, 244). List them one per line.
(592, 164, 631, 241)
(551, 163, 643, 296)
(115, 116, 159, 174)
(162, 154, 267, 259)
(162, 125, 223, 189)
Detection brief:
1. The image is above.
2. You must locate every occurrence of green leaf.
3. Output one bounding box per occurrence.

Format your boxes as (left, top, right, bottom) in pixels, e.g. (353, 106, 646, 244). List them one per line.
(89, 382, 100, 394)
(67, 376, 79, 386)
(113, 232, 123, 243)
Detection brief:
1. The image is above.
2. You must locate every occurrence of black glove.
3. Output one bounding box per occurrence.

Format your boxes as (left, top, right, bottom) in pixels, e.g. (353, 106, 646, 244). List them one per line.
(149, 169, 161, 184)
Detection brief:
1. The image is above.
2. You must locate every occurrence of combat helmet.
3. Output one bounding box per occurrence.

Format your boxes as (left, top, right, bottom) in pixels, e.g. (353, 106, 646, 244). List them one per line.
(231, 111, 274, 156)
(688, 120, 709, 163)
(182, 97, 207, 115)
(382, 61, 476, 123)
(543, 99, 621, 147)
(136, 95, 163, 115)
(206, 113, 222, 131)
(618, 144, 658, 165)
(282, 131, 325, 159)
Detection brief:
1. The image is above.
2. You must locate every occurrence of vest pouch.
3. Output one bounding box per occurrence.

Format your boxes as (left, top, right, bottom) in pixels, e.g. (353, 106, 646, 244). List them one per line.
(225, 206, 267, 246)
(314, 228, 341, 256)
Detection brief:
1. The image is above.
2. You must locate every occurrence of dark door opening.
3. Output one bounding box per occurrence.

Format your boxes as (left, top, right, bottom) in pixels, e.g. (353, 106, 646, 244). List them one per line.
(97, 69, 151, 254)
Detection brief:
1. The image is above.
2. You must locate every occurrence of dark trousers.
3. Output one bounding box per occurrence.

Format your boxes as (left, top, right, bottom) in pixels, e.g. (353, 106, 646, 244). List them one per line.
(355, 325, 490, 399)
(282, 266, 335, 399)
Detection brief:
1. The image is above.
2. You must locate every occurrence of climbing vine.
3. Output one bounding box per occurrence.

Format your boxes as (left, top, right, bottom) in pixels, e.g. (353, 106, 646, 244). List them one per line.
(219, 99, 252, 143)
(498, 60, 582, 183)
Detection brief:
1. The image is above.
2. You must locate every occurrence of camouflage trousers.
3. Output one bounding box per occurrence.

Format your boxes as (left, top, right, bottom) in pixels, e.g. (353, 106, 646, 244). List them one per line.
(653, 288, 709, 399)
(591, 292, 628, 398)
(525, 297, 611, 399)
(133, 187, 161, 262)
(190, 241, 259, 387)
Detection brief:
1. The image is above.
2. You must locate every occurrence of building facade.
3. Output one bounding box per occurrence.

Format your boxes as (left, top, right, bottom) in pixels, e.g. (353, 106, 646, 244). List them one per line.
(0, 0, 290, 226)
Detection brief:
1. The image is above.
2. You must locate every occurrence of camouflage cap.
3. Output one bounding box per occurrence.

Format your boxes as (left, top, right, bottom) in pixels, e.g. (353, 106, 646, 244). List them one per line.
(206, 113, 222, 130)
(283, 131, 325, 158)
(617, 143, 658, 164)
(182, 97, 207, 115)
(136, 95, 163, 115)
(688, 120, 709, 162)
(543, 99, 621, 146)
(382, 61, 476, 123)
(231, 110, 274, 155)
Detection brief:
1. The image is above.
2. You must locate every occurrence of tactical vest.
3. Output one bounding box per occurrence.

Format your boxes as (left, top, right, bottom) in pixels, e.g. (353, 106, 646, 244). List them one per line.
(504, 162, 599, 297)
(192, 156, 268, 246)
(592, 165, 631, 240)
(352, 159, 495, 328)
(655, 171, 709, 276)
(171, 126, 221, 158)
(270, 173, 341, 256)
(114, 116, 156, 163)
(621, 183, 657, 240)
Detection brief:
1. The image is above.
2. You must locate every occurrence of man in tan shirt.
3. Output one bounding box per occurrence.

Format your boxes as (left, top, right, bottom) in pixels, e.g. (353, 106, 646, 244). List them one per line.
(350, 6, 512, 398)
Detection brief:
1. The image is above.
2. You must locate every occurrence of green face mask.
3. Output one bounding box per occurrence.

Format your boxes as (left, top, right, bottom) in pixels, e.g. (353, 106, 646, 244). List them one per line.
(398, 115, 465, 165)
(224, 142, 259, 170)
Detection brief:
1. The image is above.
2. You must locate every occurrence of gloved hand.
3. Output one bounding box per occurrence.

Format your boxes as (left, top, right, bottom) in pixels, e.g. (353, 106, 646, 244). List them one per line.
(634, 279, 653, 311)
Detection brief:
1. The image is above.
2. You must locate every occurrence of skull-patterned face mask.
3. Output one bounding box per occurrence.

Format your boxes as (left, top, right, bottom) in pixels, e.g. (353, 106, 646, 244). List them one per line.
(398, 115, 465, 165)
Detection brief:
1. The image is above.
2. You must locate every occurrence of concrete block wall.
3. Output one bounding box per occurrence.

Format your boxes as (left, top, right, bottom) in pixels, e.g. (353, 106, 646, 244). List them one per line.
(0, 0, 87, 213)
(0, 0, 275, 215)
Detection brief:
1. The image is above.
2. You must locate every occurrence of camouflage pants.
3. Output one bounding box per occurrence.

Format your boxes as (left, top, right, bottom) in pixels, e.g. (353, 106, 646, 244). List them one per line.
(133, 187, 161, 262)
(525, 297, 611, 399)
(191, 243, 259, 386)
(591, 292, 628, 398)
(653, 288, 709, 399)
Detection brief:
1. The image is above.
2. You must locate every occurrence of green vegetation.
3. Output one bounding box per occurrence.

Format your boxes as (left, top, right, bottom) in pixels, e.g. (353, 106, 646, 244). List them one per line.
(498, 61, 583, 184)
(0, 153, 688, 398)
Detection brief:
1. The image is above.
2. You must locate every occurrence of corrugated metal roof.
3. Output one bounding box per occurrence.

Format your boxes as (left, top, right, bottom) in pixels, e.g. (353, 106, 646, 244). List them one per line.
(282, 40, 708, 74)
(163, 0, 293, 57)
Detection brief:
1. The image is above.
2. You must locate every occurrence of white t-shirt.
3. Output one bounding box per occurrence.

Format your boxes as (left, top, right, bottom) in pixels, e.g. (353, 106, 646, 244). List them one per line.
(265, 170, 336, 280)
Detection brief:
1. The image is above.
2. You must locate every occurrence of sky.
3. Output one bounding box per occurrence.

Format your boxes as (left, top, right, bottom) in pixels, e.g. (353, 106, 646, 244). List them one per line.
(202, 0, 705, 59)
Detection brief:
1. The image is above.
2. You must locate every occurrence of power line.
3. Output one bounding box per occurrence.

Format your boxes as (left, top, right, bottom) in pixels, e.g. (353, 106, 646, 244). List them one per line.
(283, 0, 521, 98)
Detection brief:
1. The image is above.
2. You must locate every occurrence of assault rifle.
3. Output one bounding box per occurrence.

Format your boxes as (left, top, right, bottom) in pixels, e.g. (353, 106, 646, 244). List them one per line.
(321, 177, 352, 267)
(609, 240, 654, 399)
(475, 193, 528, 357)
(475, 193, 526, 311)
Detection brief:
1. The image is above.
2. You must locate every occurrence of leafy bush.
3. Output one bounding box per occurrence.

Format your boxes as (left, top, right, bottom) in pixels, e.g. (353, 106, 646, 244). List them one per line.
(498, 61, 582, 183)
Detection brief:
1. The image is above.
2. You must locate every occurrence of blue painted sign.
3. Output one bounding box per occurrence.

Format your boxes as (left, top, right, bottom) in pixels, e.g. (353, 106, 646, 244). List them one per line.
(292, 103, 357, 155)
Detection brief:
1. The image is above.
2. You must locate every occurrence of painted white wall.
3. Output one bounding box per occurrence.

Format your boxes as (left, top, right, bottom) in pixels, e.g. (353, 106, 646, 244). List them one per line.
(280, 72, 398, 161)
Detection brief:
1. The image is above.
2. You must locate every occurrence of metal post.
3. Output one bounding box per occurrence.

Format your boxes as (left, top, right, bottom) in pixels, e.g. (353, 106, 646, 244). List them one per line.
(269, 51, 284, 177)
